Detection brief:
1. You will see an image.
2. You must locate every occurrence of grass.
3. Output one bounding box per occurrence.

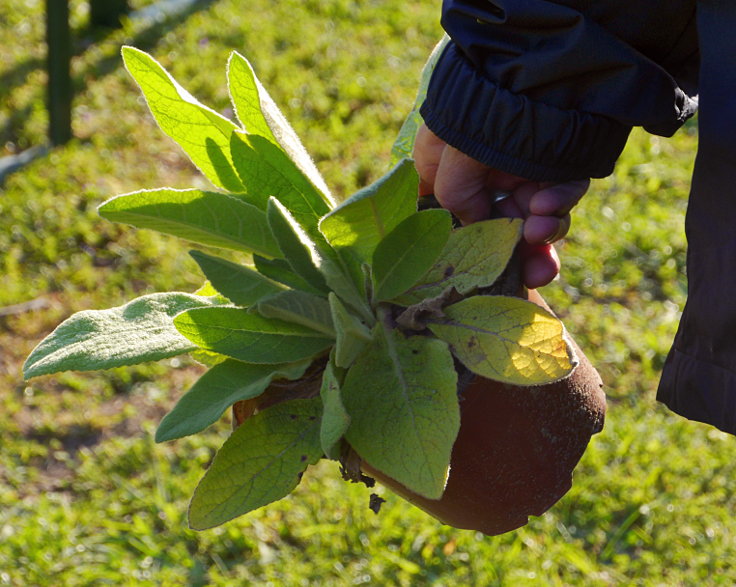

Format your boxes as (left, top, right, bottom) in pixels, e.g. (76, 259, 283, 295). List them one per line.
(2, 1, 734, 585)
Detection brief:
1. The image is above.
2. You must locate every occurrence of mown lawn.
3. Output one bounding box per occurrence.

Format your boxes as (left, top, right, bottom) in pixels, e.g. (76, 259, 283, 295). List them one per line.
(2, 1, 734, 585)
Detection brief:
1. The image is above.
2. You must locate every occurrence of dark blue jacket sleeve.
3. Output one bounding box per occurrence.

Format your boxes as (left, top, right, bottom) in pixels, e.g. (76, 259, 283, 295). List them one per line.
(420, 0, 699, 181)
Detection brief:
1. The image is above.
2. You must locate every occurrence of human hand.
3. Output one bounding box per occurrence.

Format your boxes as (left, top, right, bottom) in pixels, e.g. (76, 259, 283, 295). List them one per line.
(413, 124, 589, 288)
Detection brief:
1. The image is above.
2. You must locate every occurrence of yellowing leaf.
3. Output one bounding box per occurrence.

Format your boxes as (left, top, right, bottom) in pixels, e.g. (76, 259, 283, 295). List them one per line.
(395, 218, 523, 305)
(428, 295, 577, 385)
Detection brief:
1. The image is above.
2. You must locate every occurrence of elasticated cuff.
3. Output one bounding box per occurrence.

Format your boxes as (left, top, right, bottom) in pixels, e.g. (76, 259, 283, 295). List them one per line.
(420, 44, 633, 182)
(658, 348, 736, 436)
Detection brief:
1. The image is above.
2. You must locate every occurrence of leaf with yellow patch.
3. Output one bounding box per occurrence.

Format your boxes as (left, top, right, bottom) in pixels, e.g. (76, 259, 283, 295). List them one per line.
(427, 295, 577, 385)
(394, 218, 523, 306)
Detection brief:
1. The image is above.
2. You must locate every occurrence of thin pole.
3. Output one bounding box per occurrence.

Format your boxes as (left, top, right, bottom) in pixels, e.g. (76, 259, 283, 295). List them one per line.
(46, 0, 73, 145)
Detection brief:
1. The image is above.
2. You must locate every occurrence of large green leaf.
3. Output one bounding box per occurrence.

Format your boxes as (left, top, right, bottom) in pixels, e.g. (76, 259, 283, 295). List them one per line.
(227, 51, 334, 205)
(318, 159, 419, 264)
(189, 250, 285, 307)
(156, 359, 310, 442)
(99, 189, 280, 257)
(341, 326, 459, 499)
(121, 46, 244, 192)
(230, 132, 330, 233)
(395, 218, 523, 305)
(391, 35, 450, 164)
(174, 306, 334, 364)
(427, 295, 577, 385)
(24, 293, 218, 379)
(372, 209, 452, 302)
(189, 397, 323, 530)
(255, 290, 334, 336)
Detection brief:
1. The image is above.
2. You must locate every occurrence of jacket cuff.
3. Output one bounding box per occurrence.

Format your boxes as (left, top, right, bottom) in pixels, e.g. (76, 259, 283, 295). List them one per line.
(657, 348, 736, 436)
(420, 44, 632, 182)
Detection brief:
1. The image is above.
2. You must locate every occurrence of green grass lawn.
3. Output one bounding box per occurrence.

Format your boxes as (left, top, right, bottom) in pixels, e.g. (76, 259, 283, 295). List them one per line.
(2, 1, 734, 585)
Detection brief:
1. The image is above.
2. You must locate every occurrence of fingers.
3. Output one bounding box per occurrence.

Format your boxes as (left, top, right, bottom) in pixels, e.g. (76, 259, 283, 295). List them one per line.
(521, 244, 561, 289)
(413, 124, 447, 196)
(524, 214, 572, 245)
(521, 179, 586, 245)
(529, 179, 589, 216)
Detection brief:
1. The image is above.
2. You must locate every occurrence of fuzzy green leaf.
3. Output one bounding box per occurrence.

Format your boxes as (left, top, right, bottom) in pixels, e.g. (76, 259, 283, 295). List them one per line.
(24, 293, 219, 379)
(342, 326, 459, 499)
(318, 159, 419, 264)
(227, 51, 333, 205)
(428, 295, 577, 385)
(99, 189, 280, 257)
(174, 306, 334, 364)
(230, 132, 330, 233)
(372, 209, 452, 302)
(188, 397, 323, 530)
(255, 290, 334, 336)
(253, 255, 325, 295)
(156, 359, 310, 442)
(266, 197, 329, 293)
(396, 218, 523, 305)
(268, 198, 372, 322)
(319, 359, 350, 460)
(189, 250, 285, 307)
(391, 35, 449, 164)
(328, 293, 371, 369)
(121, 46, 244, 192)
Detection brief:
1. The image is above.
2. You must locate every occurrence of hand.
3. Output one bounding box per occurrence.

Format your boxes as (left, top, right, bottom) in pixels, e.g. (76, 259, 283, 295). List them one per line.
(413, 124, 589, 288)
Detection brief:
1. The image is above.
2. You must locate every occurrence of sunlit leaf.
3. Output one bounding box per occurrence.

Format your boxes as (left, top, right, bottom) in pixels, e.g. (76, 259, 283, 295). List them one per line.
(230, 132, 330, 233)
(121, 46, 244, 191)
(372, 209, 452, 302)
(189, 398, 323, 530)
(24, 293, 219, 379)
(319, 159, 419, 264)
(396, 218, 523, 305)
(427, 295, 577, 385)
(99, 188, 280, 257)
(227, 51, 334, 204)
(255, 290, 334, 336)
(174, 306, 334, 364)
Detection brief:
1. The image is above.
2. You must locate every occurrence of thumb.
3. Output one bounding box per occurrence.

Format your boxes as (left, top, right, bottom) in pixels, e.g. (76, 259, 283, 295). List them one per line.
(433, 146, 494, 224)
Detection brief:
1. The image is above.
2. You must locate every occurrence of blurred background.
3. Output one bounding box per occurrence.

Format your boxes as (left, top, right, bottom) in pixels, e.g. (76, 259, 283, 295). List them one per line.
(1, 1, 733, 584)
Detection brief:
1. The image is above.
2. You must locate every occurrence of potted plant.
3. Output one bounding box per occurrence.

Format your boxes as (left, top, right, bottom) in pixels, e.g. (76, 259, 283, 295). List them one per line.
(23, 42, 605, 535)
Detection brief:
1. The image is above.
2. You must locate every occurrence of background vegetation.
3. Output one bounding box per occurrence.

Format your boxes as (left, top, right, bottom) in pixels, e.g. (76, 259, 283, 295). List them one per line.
(2, 1, 732, 585)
